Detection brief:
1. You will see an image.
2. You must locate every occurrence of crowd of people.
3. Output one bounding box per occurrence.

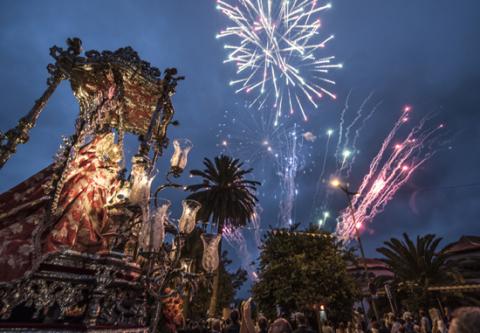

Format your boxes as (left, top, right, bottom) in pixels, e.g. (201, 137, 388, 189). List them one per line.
(320, 307, 480, 333)
(180, 301, 480, 333)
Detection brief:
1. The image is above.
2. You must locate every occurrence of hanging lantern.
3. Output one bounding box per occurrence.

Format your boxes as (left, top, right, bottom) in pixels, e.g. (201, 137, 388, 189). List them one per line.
(170, 139, 192, 176)
(129, 155, 154, 205)
(200, 234, 221, 273)
(178, 200, 201, 235)
(139, 199, 170, 252)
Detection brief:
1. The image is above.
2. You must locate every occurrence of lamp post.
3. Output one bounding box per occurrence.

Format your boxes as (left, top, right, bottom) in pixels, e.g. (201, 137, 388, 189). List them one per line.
(331, 179, 379, 323)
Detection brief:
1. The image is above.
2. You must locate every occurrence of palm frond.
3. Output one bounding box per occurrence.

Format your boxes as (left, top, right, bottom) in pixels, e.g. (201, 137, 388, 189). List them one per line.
(187, 155, 260, 231)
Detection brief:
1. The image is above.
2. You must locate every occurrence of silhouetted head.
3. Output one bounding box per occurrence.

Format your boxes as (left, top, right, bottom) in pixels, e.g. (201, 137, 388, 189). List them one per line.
(258, 316, 269, 331)
(449, 307, 480, 333)
(230, 309, 240, 324)
(268, 318, 292, 333)
(212, 319, 222, 332)
(295, 313, 307, 327)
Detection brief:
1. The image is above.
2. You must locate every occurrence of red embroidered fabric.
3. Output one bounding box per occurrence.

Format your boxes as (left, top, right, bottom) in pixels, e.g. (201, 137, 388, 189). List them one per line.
(0, 134, 120, 283)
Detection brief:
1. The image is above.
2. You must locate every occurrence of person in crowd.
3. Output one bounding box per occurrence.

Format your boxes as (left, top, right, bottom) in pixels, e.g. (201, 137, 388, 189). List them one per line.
(321, 320, 334, 333)
(226, 310, 241, 333)
(448, 307, 480, 333)
(269, 318, 293, 333)
(443, 307, 452, 325)
(240, 299, 257, 333)
(384, 313, 395, 332)
(403, 313, 415, 333)
(224, 318, 232, 332)
(419, 310, 431, 333)
(413, 324, 421, 333)
(257, 316, 269, 333)
(335, 322, 346, 333)
(353, 322, 364, 333)
(391, 317, 402, 333)
(370, 321, 380, 333)
(378, 320, 390, 333)
(436, 321, 447, 333)
(212, 319, 223, 333)
(191, 321, 202, 333)
(292, 313, 315, 333)
(201, 319, 210, 333)
(429, 308, 446, 333)
(346, 321, 354, 333)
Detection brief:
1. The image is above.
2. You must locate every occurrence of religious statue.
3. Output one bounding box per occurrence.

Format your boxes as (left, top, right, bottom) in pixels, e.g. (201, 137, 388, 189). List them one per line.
(0, 133, 125, 282)
(0, 38, 217, 333)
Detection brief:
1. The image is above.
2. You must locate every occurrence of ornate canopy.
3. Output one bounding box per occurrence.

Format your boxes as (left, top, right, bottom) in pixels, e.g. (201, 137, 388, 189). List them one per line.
(0, 38, 184, 168)
(50, 38, 183, 139)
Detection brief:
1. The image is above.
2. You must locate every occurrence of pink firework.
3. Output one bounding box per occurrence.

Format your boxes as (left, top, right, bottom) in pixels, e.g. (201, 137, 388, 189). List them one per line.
(335, 106, 444, 241)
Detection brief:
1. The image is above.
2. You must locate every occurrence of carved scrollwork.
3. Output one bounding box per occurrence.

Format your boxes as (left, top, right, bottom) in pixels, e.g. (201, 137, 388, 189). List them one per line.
(0, 279, 87, 321)
(97, 288, 146, 326)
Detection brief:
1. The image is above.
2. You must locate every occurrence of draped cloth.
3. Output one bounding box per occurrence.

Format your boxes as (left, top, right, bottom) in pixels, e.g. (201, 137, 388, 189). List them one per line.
(0, 134, 121, 283)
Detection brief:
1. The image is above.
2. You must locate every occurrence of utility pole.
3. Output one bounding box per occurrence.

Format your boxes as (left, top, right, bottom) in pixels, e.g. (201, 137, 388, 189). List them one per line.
(331, 179, 380, 323)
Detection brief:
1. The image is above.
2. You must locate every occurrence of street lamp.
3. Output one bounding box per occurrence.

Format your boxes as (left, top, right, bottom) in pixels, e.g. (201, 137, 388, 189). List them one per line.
(330, 178, 379, 322)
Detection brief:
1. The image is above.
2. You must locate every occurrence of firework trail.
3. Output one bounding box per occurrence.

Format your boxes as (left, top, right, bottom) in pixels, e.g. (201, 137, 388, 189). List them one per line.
(276, 123, 308, 227)
(335, 106, 445, 241)
(334, 91, 352, 159)
(318, 128, 334, 185)
(346, 99, 382, 176)
(216, 0, 342, 124)
(310, 128, 333, 219)
(222, 194, 264, 283)
(342, 92, 373, 155)
(310, 93, 379, 222)
(251, 205, 263, 247)
(223, 224, 256, 278)
(278, 130, 297, 227)
(337, 92, 376, 174)
(344, 92, 373, 146)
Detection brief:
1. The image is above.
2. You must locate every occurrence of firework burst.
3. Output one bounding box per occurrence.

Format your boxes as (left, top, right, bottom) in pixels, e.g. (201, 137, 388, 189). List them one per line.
(335, 106, 445, 241)
(216, 0, 342, 125)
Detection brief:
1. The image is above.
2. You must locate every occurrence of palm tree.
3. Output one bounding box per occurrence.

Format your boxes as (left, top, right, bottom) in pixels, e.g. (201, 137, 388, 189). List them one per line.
(187, 155, 260, 316)
(376, 233, 462, 309)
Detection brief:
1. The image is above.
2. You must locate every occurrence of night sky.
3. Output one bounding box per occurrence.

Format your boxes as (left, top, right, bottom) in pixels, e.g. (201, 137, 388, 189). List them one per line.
(1, 0, 480, 267)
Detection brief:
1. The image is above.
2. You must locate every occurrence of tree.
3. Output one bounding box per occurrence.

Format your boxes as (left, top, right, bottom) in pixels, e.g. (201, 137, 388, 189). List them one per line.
(252, 226, 358, 323)
(187, 155, 260, 316)
(376, 233, 462, 310)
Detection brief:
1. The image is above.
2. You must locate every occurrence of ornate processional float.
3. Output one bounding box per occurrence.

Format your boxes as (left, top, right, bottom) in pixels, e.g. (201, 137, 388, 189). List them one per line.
(0, 38, 221, 333)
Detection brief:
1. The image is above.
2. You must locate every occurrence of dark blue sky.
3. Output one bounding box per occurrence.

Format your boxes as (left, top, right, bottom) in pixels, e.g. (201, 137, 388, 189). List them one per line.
(1, 0, 480, 261)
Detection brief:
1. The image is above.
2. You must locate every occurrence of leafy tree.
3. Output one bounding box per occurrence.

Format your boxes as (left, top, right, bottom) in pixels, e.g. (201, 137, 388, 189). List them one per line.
(252, 226, 358, 323)
(187, 155, 260, 316)
(376, 233, 463, 310)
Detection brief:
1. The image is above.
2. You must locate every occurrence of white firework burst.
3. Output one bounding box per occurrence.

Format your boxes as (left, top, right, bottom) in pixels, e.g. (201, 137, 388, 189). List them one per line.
(216, 0, 342, 125)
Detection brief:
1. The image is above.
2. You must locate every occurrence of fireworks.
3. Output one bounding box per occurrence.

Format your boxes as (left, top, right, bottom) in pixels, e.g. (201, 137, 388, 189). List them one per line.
(217, 109, 311, 227)
(277, 124, 301, 226)
(310, 93, 381, 223)
(217, 109, 288, 167)
(216, 0, 342, 125)
(222, 224, 255, 276)
(335, 106, 445, 241)
(334, 91, 381, 176)
(222, 210, 262, 280)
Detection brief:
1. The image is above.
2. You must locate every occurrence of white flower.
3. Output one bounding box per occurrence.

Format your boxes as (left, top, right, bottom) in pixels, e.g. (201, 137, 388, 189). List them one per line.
(18, 244, 33, 256)
(9, 224, 23, 234)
